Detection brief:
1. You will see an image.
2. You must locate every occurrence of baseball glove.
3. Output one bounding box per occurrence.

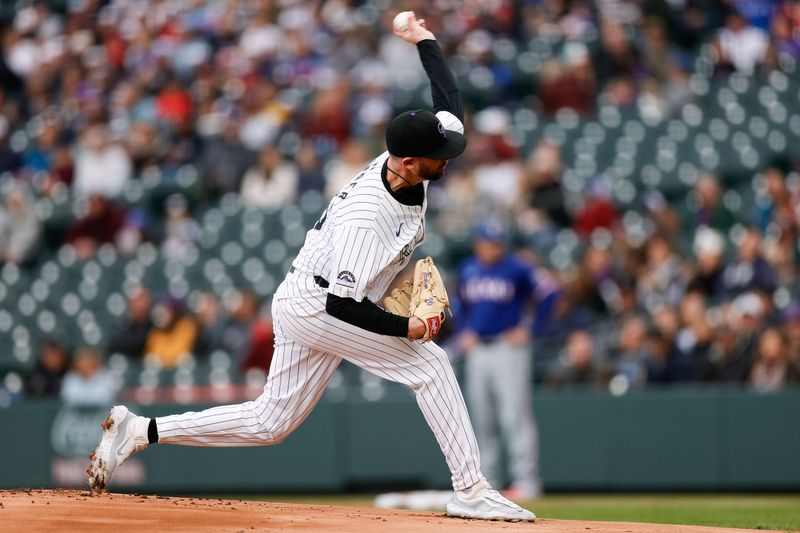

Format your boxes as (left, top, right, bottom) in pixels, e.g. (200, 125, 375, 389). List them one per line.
(409, 256, 451, 342)
(383, 280, 413, 317)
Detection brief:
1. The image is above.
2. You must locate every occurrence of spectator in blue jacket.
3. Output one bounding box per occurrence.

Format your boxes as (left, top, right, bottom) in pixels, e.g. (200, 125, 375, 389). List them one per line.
(723, 225, 778, 297)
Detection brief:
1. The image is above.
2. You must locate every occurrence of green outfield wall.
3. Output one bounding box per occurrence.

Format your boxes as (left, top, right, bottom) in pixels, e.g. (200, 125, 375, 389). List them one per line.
(2, 388, 798, 492)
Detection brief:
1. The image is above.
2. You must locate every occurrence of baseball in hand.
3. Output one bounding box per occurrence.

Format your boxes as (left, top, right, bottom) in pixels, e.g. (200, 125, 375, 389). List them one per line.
(393, 11, 412, 33)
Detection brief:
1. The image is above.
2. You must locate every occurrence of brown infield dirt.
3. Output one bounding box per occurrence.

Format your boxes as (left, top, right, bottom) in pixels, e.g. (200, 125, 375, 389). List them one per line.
(0, 489, 781, 533)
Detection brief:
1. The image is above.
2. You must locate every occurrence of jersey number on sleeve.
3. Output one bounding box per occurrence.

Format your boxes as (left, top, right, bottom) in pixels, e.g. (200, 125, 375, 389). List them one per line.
(313, 191, 349, 231)
(315, 160, 378, 231)
(313, 210, 327, 231)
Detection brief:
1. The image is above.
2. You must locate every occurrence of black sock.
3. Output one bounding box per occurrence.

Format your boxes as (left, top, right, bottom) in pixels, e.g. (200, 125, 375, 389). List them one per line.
(147, 418, 159, 444)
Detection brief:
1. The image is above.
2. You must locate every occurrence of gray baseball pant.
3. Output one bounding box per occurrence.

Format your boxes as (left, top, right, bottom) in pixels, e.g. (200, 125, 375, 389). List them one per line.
(465, 339, 540, 492)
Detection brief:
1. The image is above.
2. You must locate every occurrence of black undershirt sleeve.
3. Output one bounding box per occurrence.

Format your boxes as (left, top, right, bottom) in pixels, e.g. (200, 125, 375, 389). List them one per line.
(148, 418, 159, 444)
(326, 293, 409, 337)
(416, 39, 463, 122)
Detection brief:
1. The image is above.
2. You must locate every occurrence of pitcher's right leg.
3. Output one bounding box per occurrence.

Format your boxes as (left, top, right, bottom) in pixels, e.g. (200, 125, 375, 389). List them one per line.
(88, 303, 340, 491)
(156, 338, 340, 446)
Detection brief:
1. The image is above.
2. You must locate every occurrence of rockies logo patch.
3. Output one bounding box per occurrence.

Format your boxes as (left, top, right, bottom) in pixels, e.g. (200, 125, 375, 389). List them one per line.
(437, 122, 446, 138)
(336, 270, 356, 288)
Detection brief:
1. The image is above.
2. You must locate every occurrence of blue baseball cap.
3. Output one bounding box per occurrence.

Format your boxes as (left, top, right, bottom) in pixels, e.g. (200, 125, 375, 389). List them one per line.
(474, 218, 507, 242)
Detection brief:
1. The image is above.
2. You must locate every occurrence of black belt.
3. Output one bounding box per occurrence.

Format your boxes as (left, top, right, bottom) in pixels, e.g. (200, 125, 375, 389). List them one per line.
(289, 266, 329, 288)
(478, 334, 502, 344)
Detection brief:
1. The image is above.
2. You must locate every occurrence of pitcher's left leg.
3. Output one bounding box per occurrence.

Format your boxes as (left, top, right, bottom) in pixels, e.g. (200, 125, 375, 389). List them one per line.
(278, 309, 533, 521)
(285, 310, 482, 491)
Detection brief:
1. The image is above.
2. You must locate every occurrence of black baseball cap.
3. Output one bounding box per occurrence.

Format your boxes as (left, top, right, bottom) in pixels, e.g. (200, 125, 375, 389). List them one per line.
(385, 109, 467, 160)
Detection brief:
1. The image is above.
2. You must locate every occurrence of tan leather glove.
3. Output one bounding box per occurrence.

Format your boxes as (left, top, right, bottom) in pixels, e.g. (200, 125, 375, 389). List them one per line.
(409, 257, 451, 343)
(383, 279, 413, 317)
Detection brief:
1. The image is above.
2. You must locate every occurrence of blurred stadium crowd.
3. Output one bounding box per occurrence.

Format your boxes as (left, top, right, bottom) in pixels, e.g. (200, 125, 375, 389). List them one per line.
(0, 0, 799, 407)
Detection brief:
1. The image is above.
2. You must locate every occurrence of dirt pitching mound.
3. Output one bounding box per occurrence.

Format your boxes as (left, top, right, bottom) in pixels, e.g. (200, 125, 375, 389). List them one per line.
(0, 489, 779, 533)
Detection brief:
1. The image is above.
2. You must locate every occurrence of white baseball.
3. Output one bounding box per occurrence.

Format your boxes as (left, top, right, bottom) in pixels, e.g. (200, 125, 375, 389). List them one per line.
(393, 11, 412, 33)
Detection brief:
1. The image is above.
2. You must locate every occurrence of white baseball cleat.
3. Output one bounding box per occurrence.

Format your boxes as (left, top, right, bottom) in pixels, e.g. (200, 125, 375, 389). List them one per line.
(87, 405, 149, 493)
(447, 479, 536, 522)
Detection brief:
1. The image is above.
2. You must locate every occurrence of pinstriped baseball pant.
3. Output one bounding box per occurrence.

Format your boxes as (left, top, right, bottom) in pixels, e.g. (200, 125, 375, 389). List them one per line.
(156, 287, 483, 491)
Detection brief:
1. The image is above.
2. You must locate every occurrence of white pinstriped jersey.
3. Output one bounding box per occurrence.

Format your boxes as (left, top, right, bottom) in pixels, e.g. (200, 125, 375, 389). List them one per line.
(286, 111, 464, 304)
(289, 150, 426, 303)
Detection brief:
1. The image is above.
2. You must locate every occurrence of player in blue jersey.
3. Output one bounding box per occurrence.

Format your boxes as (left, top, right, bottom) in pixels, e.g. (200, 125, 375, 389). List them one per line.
(457, 218, 559, 500)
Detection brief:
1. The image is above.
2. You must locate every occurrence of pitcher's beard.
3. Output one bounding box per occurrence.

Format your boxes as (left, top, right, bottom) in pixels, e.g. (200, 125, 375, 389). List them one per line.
(420, 162, 447, 181)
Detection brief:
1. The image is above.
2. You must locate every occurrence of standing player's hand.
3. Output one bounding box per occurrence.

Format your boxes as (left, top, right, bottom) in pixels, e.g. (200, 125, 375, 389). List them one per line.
(459, 330, 479, 353)
(393, 11, 435, 44)
(504, 326, 530, 347)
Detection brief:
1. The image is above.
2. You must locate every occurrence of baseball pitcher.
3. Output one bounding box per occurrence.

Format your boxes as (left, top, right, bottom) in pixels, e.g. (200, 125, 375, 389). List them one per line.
(87, 12, 534, 522)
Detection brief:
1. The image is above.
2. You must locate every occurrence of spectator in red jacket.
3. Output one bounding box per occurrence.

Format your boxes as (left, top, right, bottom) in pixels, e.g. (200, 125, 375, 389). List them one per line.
(240, 318, 275, 374)
(65, 195, 126, 260)
(537, 42, 595, 117)
(574, 177, 619, 238)
(156, 78, 193, 127)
